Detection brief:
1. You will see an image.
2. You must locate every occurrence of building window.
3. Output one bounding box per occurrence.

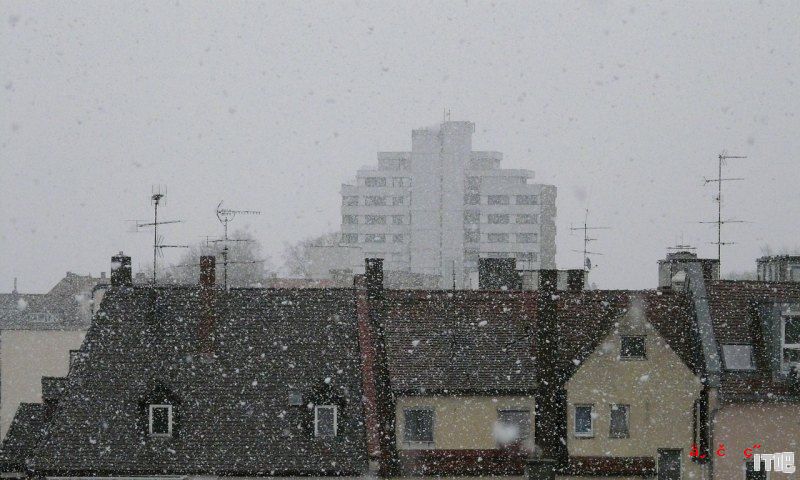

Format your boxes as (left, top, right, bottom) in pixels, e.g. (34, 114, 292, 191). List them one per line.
(516, 233, 537, 243)
(516, 214, 538, 224)
(488, 214, 509, 224)
(515, 194, 538, 205)
(517, 252, 537, 262)
(148, 404, 173, 436)
(365, 196, 387, 206)
(487, 195, 509, 205)
(343, 195, 359, 206)
(288, 391, 303, 406)
(745, 460, 769, 480)
(464, 231, 480, 243)
(464, 211, 480, 224)
(393, 234, 404, 243)
(574, 404, 594, 437)
(620, 336, 646, 360)
(392, 196, 405, 206)
(342, 215, 358, 225)
(364, 234, 386, 243)
(466, 177, 481, 189)
(609, 404, 630, 438)
(364, 177, 386, 187)
(314, 405, 337, 437)
(365, 215, 386, 225)
(404, 408, 434, 444)
(487, 233, 509, 243)
(497, 409, 531, 444)
(391, 177, 410, 187)
(392, 215, 405, 225)
(464, 194, 480, 205)
(783, 316, 800, 367)
(341, 233, 358, 244)
(722, 344, 755, 370)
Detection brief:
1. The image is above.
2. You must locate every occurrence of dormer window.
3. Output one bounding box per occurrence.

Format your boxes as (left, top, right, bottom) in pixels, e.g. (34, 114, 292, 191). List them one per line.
(620, 336, 646, 360)
(314, 405, 337, 437)
(148, 404, 173, 436)
(782, 316, 800, 367)
(722, 344, 755, 371)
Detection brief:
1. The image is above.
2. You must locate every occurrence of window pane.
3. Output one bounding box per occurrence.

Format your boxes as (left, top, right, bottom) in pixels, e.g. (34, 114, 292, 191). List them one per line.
(315, 405, 336, 437)
(404, 409, 434, 442)
(722, 344, 754, 370)
(488, 195, 509, 205)
(515, 194, 538, 205)
(487, 233, 509, 243)
(575, 405, 592, 434)
(497, 409, 530, 443)
(621, 336, 646, 359)
(610, 404, 629, 438)
(785, 317, 800, 344)
(488, 214, 509, 224)
(365, 177, 386, 187)
(150, 405, 170, 435)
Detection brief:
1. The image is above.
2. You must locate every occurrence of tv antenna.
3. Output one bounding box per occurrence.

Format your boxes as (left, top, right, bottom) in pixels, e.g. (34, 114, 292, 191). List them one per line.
(135, 186, 188, 284)
(569, 209, 609, 271)
(208, 201, 262, 290)
(700, 151, 747, 267)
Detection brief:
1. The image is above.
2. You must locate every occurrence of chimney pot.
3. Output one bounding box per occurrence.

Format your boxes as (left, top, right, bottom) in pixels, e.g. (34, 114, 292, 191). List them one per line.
(110, 252, 132, 286)
(200, 256, 216, 288)
(365, 259, 384, 295)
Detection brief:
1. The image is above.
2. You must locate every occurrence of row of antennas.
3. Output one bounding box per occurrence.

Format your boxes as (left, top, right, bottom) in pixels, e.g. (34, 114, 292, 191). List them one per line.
(130, 188, 262, 289)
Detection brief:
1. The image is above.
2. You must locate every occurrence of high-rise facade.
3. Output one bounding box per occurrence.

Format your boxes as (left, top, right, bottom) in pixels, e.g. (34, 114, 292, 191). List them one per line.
(340, 121, 556, 289)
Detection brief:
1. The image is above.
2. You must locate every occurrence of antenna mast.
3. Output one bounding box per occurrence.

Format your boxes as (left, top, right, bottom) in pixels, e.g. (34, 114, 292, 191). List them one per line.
(136, 186, 187, 284)
(569, 209, 609, 271)
(700, 151, 747, 267)
(211, 201, 262, 290)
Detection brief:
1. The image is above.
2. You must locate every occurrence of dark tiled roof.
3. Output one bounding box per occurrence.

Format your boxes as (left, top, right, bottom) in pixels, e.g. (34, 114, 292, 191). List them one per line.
(27, 286, 368, 476)
(0, 404, 50, 471)
(0, 273, 100, 330)
(382, 290, 537, 393)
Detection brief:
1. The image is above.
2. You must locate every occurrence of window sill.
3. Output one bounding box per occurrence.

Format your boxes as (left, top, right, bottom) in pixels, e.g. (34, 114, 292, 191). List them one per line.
(574, 433, 595, 439)
(619, 357, 647, 361)
(403, 441, 435, 450)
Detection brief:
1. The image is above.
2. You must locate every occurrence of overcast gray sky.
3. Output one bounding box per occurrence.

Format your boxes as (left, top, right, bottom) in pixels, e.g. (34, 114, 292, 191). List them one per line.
(2, 1, 799, 292)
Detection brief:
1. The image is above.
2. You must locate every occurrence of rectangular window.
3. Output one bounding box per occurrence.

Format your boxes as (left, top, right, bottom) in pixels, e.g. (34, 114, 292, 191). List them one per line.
(342, 196, 359, 206)
(658, 449, 682, 480)
(391, 177, 410, 187)
(488, 214, 509, 224)
(516, 214, 538, 224)
(609, 404, 630, 438)
(722, 344, 755, 370)
(288, 391, 303, 406)
(342, 215, 358, 225)
(149, 404, 172, 436)
(364, 234, 386, 243)
(783, 316, 800, 367)
(314, 405, 337, 437)
(364, 177, 386, 187)
(404, 408, 434, 443)
(365, 215, 386, 225)
(341, 233, 358, 244)
(464, 194, 480, 205)
(516, 233, 537, 243)
(464, 211, 480, 224)
(464, 231, 480, 243)
(466, 177, 481, 189)
(517, 252, 537, 262)
(487, 195, 509, 205)
(621, 336, 646, 359)
(392, 196, 405, 206)
(574, 404, 593, 437)
(393, 234, 404, 243)
(497, 409, 531, 444)
(392, 215, 405, 225)
(487, 233, 509, 243)
(365, 196, 387, 206)
(515, 194, 538, 205)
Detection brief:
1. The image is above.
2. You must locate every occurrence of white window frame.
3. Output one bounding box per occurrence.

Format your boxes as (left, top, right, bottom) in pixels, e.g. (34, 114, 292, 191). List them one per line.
(609, 404, 630, 438)
(782, 316, 800, 370)
(403, 407, 435, 446)
(314, 405, 338, 437)
(148, 404, 173, 437)
(620, 335, 647, 360)
(574, 404, 594, 438)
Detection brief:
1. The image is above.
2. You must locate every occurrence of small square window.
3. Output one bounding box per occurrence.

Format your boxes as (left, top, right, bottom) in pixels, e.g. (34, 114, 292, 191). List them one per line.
(464, 194, 480, 205)
(393, 234, 404, 243)
(609, 404, 629, 438)
(392, 215, 405, 225)
(496, 409, 531, 444)
(404, 408, 434, 443)
(487, 195, 509, 205)
(149, 404, 172, 436)
(314, 405, 337, 437)
(342, 196, 359, 206)
(620, 336, 646, 360)
(722, 344, 755, 370)
(574, 404, 593, 437)
(288, 391, 303, 406)
(392, 196, 405, 206)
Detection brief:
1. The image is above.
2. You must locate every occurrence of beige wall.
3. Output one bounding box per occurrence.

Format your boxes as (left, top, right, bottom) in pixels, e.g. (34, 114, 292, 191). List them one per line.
(395, 395, 535, 450)
(565, 306, 702, 479)
(1, 329, 86, 439)
(713, 403, 800, 479)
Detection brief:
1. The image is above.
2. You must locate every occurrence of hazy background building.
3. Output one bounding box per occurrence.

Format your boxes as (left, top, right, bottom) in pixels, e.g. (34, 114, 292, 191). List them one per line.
(339, 120, 556, 289)
(757, 255, 800, 282)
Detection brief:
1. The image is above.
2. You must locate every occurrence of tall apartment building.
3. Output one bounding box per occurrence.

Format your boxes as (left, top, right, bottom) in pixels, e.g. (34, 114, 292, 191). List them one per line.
(340, 120, 556, 289)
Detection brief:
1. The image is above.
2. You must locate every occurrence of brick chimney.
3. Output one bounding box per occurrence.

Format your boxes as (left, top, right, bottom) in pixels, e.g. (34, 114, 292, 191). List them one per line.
(110, 252, 132, 287)
(198, 256, 216, 356)
(566, 269, 585, 292)
(356, 259, 399, 477)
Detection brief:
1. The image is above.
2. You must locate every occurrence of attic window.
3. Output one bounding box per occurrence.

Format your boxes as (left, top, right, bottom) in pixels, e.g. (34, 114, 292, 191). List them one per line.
(574, 404, 594, 437)
(722, 344, 754, 371)
(314, 405, 337, 437)
(288, 391, 303, 406)
(148, 404, 173, 436)
(620, 336, 646, 360)
(782, 316, 800, 367)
